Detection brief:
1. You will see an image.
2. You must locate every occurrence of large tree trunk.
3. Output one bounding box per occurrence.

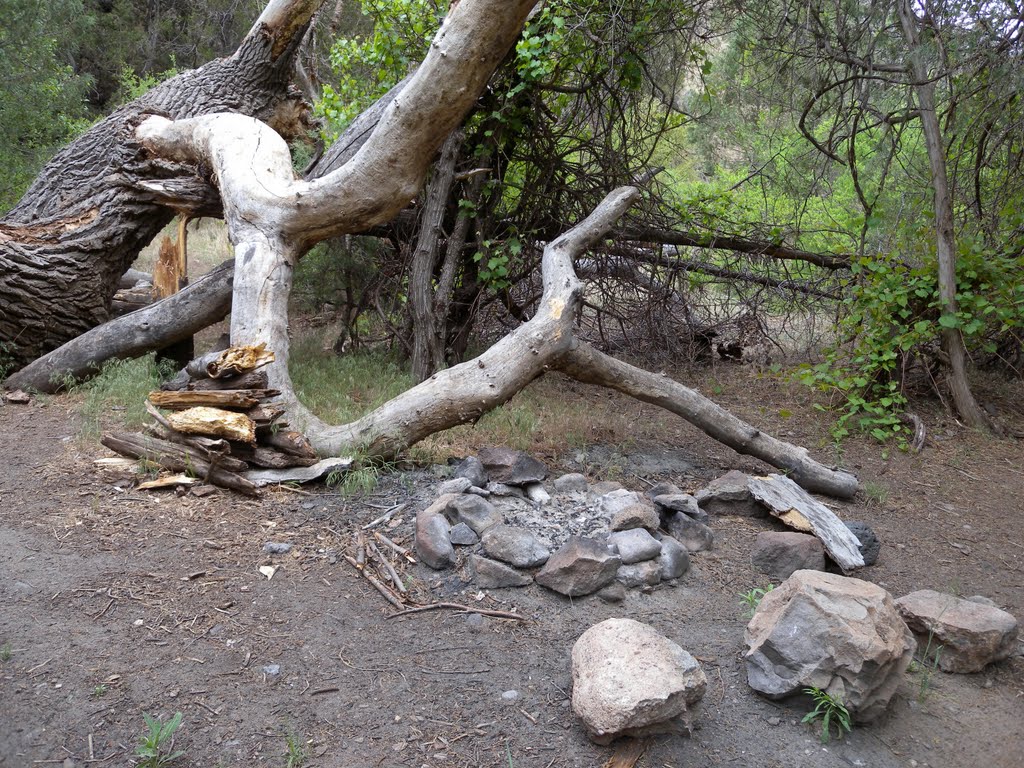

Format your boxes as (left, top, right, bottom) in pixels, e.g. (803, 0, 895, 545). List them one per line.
(897, 0, 990, 431)
(2, 0, 860, 498)
(0, 0, 323, 370)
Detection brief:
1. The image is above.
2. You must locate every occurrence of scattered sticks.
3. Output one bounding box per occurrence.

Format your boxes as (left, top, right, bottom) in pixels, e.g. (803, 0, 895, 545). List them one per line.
(387, 603, 526, 622)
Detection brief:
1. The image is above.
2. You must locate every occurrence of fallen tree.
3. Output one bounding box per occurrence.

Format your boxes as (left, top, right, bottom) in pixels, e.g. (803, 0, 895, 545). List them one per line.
(2, 0, 859, 498)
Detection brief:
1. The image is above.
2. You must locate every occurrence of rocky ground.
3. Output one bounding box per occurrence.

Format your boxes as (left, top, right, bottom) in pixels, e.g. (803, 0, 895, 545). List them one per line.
(1, 371, 1023, 767)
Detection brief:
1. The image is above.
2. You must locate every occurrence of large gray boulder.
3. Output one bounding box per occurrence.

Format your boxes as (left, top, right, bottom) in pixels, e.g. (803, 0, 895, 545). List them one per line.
(608, 528, 662, 564)
(744, 570, 915, 722)
(572, 618, 707, 744)
(535, 536, 621, 596)
(469, 555, 532, 589)
(452, 455, 488, 487)
(447, 494, 504, 535)
(895, 590, 1019, 673)
(663, 511, 714, 552)
(657, 535, 690, 580)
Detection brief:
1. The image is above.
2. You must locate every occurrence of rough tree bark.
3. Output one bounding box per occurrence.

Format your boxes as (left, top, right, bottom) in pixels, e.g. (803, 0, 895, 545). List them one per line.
(0, 0, 323, 370)
(3, 0, 859, 498)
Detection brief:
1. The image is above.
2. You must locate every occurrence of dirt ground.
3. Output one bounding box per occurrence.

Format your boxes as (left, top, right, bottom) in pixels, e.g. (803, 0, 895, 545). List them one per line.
(2, 370, 1023, 768)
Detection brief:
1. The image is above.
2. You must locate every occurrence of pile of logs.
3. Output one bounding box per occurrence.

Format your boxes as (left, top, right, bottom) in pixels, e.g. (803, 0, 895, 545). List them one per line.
(101, 345, 326, 496)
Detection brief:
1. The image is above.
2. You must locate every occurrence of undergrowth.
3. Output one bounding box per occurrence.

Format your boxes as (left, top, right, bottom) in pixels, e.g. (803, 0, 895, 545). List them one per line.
(75, 354, 173, 440)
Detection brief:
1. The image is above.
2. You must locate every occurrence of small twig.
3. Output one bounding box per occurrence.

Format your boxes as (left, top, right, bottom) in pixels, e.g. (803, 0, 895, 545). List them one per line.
(342, 554, 404, 609)
(27, 657, 53, 674)
(310, 686, 340, 696)
(387, 602, 526, 621)
(355, 531, 366, 569)
(367, 541, 407, 594)
(361, 503, 405, 530)
(373, 531, 416, 562)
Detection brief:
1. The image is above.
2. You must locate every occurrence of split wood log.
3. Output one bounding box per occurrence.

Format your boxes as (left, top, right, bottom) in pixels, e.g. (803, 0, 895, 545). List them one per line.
(747, 474, 864, 572)
(144, 423, 251, 474)
(166, 406, 256, 443)
(228, 442, 319, 469)
(101, 431, 258, 496)
(262, 429, 317, 459)
(137, 474, 196, 490)
(110, 285, 155, 317)
(205, 344, 276, 379)
(243, 457, 352, 487)
(147, 389, 266, 410)
(187, 371, 271, 391)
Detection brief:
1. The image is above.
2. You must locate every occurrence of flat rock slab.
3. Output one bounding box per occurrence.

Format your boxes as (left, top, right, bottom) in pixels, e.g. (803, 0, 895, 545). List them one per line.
(751, 531, 825, 579)
(452, 455, 488, 487)
(895, 589, 1019, 673)
(695, 470, 765, 517)
(744, 570, 914, 722)
(597, 489, 644, 520)
(478, 447, 548, 486)
(616, 560, 662, 588)
(748, 474, 864, 571)
(469, 555, 532, 589)
(535, 536, 621, 596)
(553, 473, 590, 493)
(572, 618, 707, 744)
(447, 494, 504, 535)
(480, 524, 550, 568)
(653, 493, 708, 523)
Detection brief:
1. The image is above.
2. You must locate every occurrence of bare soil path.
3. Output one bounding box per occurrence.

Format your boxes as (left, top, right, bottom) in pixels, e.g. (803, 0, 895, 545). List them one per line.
(2, 374, 1022, 767)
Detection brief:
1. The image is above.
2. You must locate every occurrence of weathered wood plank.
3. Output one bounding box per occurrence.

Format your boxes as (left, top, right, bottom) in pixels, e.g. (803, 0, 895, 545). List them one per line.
(244, 457, 353, 487)
(748, 474, 865, 572)
(148, 389, 267, 410)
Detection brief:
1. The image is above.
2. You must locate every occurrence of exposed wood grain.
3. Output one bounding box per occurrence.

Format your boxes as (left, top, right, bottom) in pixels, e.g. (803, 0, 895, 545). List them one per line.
(166, 406, 256, 443)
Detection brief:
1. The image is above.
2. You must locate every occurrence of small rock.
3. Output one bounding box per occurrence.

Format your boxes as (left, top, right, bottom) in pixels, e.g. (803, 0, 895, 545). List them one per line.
(596, 582, 626, 603)
(486, 481, 525, 498)
(262, 541, 293, 555)
(415, 510, 455, 570)
(465, 613, 487, 632)
(438, 477, 472, 495)
(609, 503, 660, 532)
(751, 532, 825, 579)
(5, 389, 31, 404)
(572, 618, 707, 744)
(589, 480, 624, 495)
(844, 521, 881, 566)
(449, 522, 479, 546)
(616, 561, 662, 588)
(535, 536, 621, 597)
(447, 495, 504, 535)
(554, 473, 590, 493)
(452, 456, 488, 487)
(524, 482, 551, 506)
(262, 664, 281, 677)
(481, 524, 550, 568)
(657, 536, 690, 580)
(695, 470, 766, 517)
(895, 590, 1019, 673)
(478, 446, 548, 486)
(466, 485, 490, 496)
(645, 481, 684, 500)
(663, 511, 714, 552)
(652, 493, 708, 523)
(501, 689, 520, 703)
(766, 716, 781, 726)
(596, 489, 643, 520)
(469, 554, 533, 588)
(608, 528, 662, 564)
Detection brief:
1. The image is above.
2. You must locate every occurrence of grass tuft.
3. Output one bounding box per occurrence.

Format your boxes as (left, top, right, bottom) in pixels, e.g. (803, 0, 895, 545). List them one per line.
(76, 355, 173, 441)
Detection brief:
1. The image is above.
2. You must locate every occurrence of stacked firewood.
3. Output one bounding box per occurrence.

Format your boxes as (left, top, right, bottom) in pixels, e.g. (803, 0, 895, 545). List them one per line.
(100, 345, 319, 496)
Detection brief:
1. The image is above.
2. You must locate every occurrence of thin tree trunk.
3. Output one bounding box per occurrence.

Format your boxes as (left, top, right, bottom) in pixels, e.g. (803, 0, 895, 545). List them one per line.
(409, 131, 462, 382)
(897, 0, 990, 430)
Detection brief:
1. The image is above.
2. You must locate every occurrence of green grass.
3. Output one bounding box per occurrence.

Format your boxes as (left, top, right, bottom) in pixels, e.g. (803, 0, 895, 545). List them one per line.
(0, 642, 12, 662)
(285, 731, 307, 768)
(802, 686, 852, 743)
(76, 354, 172, 440)
(135, 712, 185, 767)
(289, 339, 414, 424)
(739, 584, 775, 618)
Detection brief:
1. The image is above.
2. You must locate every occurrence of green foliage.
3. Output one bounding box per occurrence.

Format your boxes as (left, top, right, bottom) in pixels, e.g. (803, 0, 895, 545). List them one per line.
(0, 642, 12, 662)
(739, 584, 774, 618)
(802, 687, 852, 743)
(798, 245, 1024, 446)
(75, 355, 174, 440)
(285, 731, 307, 768)
(115, 61, 181, 105)
(0, 0, 91, 212)
(91, 684, 108, 698)
(135, 711, 185, 767)
(910, 629, 945, 702)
